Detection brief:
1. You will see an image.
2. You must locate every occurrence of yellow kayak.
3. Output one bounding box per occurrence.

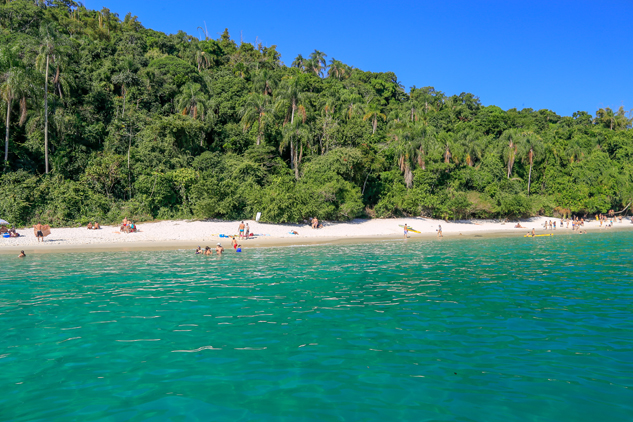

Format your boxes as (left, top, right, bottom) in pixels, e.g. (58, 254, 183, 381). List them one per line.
(399, 225, 421, 234)
(524, 234, 554, 237)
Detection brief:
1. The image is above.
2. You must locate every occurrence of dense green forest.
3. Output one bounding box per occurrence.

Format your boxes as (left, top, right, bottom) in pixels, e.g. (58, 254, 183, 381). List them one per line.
(1, 1, 632, 226)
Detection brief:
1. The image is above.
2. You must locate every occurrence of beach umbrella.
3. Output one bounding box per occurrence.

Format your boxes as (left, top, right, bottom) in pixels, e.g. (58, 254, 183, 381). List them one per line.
(0, 219, 9, 225)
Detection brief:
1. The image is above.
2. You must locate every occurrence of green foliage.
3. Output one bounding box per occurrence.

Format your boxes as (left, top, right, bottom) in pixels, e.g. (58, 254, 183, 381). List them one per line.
(0, 0, 631, 227)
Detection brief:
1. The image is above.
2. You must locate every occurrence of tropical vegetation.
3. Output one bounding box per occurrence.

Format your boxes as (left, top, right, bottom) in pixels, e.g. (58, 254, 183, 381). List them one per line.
(1, 0, 632, 227)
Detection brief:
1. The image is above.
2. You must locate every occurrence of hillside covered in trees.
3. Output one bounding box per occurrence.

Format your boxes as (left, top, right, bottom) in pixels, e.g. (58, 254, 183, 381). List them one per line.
(1, 1, 632, 226)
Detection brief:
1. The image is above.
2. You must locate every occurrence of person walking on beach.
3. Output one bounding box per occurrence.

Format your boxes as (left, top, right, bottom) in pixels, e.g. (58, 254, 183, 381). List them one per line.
(437, 225, 443, 238)
(403, 224, 408, 239)
(238, 221, 245, 240)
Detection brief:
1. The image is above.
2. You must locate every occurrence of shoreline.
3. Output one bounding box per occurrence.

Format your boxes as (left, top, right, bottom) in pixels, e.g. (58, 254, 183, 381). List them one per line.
(1, 217, 631, 255)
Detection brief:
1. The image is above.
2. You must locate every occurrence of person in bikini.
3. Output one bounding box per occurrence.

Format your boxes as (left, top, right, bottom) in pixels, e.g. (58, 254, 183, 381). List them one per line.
(216, 243, 224, 255)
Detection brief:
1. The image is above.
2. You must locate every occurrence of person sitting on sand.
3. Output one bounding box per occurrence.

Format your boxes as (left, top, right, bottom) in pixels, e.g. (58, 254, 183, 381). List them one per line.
(87, 222, 93, 230)
(216, 243, 224, 255)
(18, 250, 25, 258)
(515, 223, 524, 228)
(312, 217, 318, 229)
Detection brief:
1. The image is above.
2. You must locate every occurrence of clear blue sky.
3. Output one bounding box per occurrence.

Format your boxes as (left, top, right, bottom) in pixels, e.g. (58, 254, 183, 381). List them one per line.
(87, 0, 632, 117)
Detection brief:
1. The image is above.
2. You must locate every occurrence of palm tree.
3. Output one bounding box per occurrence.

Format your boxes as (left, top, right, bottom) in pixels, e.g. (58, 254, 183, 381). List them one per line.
(363, 102, 386, 135)
(195, 50, 211, 72)
(280, 121, 310, 180)
(308, 50, 327, 77)
(414, 124, 437, 170)
(291, 54, 305, 71)
(36, 23, 59, 174)
(253, 69, 278, 97)
(327, 58, 348, 80)
(112, 57, 140, 117)
(176, 83, 207, 120)
(520, 132, 543, 195)
(500, 129, 520, 178)
(241, 93, 271, 145)
(458, 129, 484, 167)
(275, 76, 306, 125)
(388, 125, 416, 187)
(0, 53, 31, 170)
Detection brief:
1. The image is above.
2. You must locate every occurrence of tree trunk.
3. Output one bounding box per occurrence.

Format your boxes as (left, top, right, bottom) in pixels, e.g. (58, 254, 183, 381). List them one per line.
(4, 99, 10, 170)
(290, 140, 294, 170)
(290, 99, 295, 124)
(527, 162, 533, 195)
(44, 54, 50, 174)
(256, 115, 261, 145)
(293, 142, 299, 180)
(127, 129, 132, 199)
(122, 88, 126, 117)
(372, 116, 377, 134)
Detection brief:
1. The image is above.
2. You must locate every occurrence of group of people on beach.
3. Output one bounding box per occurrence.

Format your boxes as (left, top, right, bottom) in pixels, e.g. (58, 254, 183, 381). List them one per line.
(120, 217, 138, 234)
(86, 222, 101, 230)
(402, 223, 442, 239)
(0, 226, 20, 237)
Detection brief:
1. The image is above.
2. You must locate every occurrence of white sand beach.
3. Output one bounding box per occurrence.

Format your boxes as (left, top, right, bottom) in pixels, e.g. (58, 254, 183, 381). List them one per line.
(1, 216, 631, 254)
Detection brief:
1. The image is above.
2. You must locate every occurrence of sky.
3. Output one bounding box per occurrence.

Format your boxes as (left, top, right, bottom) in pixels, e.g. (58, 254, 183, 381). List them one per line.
(86, 0, 633, 117)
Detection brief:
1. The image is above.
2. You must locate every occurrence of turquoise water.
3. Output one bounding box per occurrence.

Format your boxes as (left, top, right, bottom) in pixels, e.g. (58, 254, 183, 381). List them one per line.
(1, 232, 632, 421)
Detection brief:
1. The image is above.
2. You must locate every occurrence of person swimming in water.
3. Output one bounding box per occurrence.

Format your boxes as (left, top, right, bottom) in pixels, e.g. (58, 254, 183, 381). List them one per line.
(195, 246, 202, 254)
(216, 243, 224, 255)
(18, 251, 26, 258)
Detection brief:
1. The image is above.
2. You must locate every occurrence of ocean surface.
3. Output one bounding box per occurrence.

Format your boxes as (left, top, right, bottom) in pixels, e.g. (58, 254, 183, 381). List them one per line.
(1, 231, 632, 421)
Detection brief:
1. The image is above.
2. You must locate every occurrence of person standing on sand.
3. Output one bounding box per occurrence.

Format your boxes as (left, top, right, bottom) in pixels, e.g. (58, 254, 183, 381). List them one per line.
(245, 223, 250, 239)
(238, 221, 245, 240)
(231, 236, 238, 250)
(18, 251, 26, 258)
(34, 223, 44, 242)
(437, 225, 443, 238)
(403, 224, 408, 239)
